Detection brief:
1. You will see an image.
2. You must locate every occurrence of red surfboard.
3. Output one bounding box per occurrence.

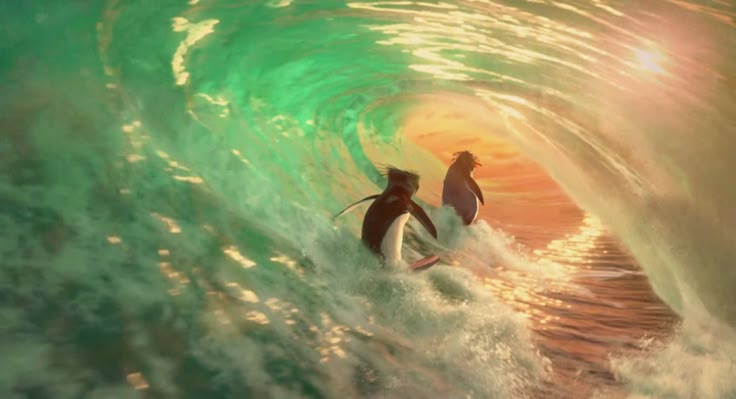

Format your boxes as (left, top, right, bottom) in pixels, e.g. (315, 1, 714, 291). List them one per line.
(410, 254, 441, 271)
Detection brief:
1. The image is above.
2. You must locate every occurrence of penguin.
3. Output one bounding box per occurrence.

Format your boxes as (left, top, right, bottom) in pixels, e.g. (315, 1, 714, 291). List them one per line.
(442, 151, 484, 225)
(335, 167, 438, 265)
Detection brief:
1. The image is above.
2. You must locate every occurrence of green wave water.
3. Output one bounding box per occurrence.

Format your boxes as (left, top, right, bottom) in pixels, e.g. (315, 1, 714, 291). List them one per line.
(2, 1, 736, 398)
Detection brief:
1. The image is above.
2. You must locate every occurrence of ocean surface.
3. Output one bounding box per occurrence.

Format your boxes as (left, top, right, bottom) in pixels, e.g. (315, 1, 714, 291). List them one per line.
(2, 1, 736, 398)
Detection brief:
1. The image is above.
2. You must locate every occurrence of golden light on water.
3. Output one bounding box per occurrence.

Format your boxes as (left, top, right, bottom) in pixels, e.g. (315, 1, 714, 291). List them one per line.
(172, 175, 205, 184)
(171, 17, 219, 86)
(231, 149, 252, 165)
(316, 312, 351, 363)
(270, 254, 304, 277)
(126, 372, 150, 390)
(352, 0, 600, 83)
(151, 213, 182, 234)
(245, 310, 270, 325)
(222, 245, 257, 268)
(226, 282, 261, 303)
(533, 213, 606, 267)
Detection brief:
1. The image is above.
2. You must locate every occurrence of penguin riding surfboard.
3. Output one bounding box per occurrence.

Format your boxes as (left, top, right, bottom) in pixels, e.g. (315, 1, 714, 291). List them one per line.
(336, 167, 441, 270)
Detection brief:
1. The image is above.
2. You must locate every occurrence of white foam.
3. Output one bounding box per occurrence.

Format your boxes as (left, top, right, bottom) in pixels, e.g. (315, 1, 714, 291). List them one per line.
(610, 314, 736, 399)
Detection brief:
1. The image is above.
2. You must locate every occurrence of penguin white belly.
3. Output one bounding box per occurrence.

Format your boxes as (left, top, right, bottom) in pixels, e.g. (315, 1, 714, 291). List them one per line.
(465, 182, 480, 222)
(380, 212, 410, 264)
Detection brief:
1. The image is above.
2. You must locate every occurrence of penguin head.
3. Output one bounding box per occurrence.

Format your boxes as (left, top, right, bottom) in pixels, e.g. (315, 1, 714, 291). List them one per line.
(383, 166, 420, 196)
(452, 150, 481, 173)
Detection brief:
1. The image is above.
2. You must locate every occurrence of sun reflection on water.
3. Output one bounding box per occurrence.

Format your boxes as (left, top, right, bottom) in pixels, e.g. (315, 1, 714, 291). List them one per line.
(126, 371, 150, 390)
(225, 282, 260, 304)
(171, 17, 219, 86)
(533, 213, 605, 268)
(151, 213, 182, 234)
(222, 245, 257, 269)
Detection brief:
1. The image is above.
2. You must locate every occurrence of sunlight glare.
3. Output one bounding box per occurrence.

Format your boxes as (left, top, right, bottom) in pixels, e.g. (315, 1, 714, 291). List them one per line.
(634, 48, 665, 74)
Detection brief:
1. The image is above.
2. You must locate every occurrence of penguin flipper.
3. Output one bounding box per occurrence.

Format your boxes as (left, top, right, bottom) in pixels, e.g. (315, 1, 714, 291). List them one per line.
(465, 176, 484, 205)
(409, 200, 438, 239)
(335, 194, 380, 218)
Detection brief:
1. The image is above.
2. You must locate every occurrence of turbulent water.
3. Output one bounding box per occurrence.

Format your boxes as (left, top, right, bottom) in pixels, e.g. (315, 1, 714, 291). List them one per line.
(2, 1, 736, 398)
